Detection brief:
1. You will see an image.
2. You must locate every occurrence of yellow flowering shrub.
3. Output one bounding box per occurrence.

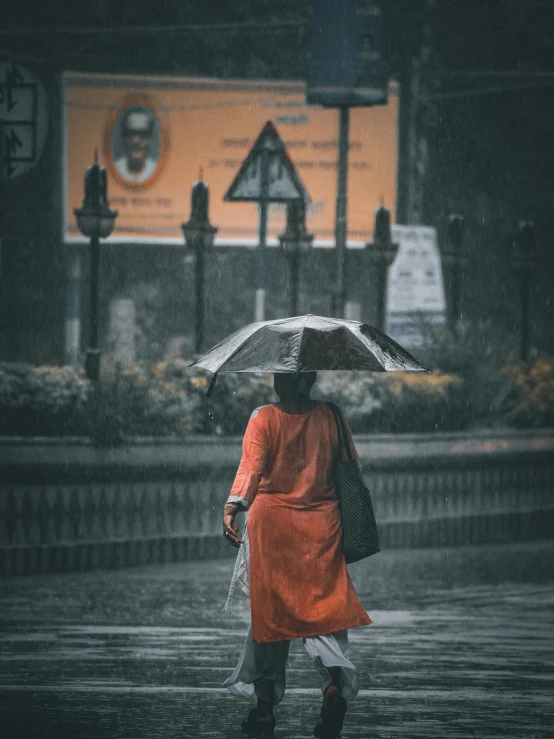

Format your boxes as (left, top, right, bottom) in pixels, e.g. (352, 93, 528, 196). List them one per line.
(97, 358, 208, 439)
(385, 371, 461, 395)
(314, 370, 468, 433)
(502, 358, 554, 427)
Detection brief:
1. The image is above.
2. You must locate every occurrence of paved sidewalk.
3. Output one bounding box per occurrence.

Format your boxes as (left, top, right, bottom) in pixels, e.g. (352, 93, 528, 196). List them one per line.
(1, 541, 553, 739)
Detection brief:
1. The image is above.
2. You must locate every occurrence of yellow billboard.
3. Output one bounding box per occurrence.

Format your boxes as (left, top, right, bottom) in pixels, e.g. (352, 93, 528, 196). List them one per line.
(63, 72, 398, 246)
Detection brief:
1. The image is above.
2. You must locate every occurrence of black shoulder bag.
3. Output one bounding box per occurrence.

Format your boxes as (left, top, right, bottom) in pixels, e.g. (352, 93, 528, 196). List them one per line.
(327, 402, 380, 564)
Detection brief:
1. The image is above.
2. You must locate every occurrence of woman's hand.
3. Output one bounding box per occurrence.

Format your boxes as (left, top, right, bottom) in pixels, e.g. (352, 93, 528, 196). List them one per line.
(223, 503, 243, 548)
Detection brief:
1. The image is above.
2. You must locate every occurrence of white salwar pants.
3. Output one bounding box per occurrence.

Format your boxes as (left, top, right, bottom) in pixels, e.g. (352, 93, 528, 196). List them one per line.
(223, 626, 359, 706)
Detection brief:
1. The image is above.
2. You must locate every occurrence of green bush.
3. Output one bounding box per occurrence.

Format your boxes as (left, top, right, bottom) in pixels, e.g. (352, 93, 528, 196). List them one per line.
(0, 349, 552, 441)
(415, 319, 521, 429)
(0, 363, 90, 436)
(143, 359, 276, 436)
(313, 370, 468, 433)
(91, 359, 213, 444)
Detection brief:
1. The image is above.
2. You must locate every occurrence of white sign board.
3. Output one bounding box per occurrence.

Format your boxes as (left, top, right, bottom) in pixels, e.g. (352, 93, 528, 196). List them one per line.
(386, 225, 446, 347)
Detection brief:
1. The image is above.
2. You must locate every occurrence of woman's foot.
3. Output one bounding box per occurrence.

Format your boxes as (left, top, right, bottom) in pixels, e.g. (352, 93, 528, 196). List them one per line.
(241, 703, 276, 739)
(313, 683, 347, 739)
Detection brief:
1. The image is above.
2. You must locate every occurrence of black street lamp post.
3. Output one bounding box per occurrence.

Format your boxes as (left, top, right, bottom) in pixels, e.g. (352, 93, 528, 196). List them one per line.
(442, 214, 466, 334)
(512, 220, 536, 364)
(74, 152, 118, 382)
(279, 200, 313, 316)
(182, 179, 217, 354)
(366, 205, 398, 331)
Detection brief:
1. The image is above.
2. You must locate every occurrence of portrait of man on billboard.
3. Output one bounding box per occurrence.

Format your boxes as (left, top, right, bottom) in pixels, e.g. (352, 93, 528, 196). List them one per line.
(105, 96, 167, 188)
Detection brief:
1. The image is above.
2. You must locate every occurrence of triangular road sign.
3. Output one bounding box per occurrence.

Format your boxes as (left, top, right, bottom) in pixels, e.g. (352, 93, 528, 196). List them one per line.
(224, 121, 310, 203)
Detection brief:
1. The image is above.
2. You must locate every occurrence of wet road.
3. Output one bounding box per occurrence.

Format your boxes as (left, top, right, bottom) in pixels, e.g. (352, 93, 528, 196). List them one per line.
(1, 541, 553, 739)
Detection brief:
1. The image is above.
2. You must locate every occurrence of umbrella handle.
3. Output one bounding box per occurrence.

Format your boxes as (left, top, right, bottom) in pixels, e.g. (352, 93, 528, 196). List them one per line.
(206, 372, 218, 398)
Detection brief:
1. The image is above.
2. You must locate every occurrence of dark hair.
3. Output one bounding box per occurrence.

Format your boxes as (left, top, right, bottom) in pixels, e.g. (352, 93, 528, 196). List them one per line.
(273, 371, 317, 400)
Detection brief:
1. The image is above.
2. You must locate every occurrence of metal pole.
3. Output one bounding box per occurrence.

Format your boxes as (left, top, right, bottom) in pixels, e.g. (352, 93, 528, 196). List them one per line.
(65, 250, 82, 364)
(0, 124, 4, 356)
(520, 265, 530, 364)
(375, 261, 387, 331)
(406, 59, 420, 225)
(195, 237, 205, 354)
(449, 263, 461, 333)
(256, 145, 270, 322)
(334, 106, 350, 317)
(445, 215, 465, 335)
(86, 232, 101, 382)
(290, 251, 299, 316)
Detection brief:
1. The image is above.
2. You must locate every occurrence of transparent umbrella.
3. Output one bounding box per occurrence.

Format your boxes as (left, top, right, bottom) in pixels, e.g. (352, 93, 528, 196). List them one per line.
(189, 314, 428, 395)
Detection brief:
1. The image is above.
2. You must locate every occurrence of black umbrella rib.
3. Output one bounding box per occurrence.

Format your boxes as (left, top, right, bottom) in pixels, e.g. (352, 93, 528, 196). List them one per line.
(348, 327, 388, 371)
(295, 324, 309, 372)
(355, 324, 427, 371)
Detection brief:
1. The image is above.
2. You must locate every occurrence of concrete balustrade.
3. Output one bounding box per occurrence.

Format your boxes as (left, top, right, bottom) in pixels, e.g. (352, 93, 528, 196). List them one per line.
(1, 429, 553, 576)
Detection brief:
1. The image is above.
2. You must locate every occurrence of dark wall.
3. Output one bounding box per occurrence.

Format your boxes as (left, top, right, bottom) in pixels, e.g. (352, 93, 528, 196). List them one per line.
(96, 242, 384, 363)
(427, 88, 554, 352)
(2, 1, 554, 363)
(0, 73, 65, 364)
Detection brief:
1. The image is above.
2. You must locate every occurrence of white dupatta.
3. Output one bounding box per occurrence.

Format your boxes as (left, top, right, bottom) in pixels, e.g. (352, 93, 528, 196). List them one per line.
(223, 512, 250, 613)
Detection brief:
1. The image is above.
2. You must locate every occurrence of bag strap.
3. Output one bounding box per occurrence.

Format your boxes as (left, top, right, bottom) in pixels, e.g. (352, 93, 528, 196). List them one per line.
(327, 402, 342, 460)
(326, 402, 354, 462)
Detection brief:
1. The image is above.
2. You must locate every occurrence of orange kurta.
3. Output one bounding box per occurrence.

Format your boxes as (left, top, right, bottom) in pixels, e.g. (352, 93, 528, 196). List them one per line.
(228, 402, 372, 643)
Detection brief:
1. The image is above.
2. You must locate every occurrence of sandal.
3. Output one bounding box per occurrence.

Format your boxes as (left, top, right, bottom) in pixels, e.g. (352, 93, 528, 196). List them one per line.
(241, 706, 276, 739)
(313, 685, 347, 739)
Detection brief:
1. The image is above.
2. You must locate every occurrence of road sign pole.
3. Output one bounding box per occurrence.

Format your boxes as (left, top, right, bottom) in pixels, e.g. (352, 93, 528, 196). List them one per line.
(334, 106, 350, 318)
(0, 128, 3, 355)
(86, 232, 101, 382)
(256, 144, 270, 322)
(224, 121, 310, 322)
(64, 250, 82, 365)
(307, 1, 388, 317)
(195, 236, 205, 353)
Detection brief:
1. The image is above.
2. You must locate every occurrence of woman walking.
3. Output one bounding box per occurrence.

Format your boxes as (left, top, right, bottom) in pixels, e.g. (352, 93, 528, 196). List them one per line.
(222, 371, 372, 739)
